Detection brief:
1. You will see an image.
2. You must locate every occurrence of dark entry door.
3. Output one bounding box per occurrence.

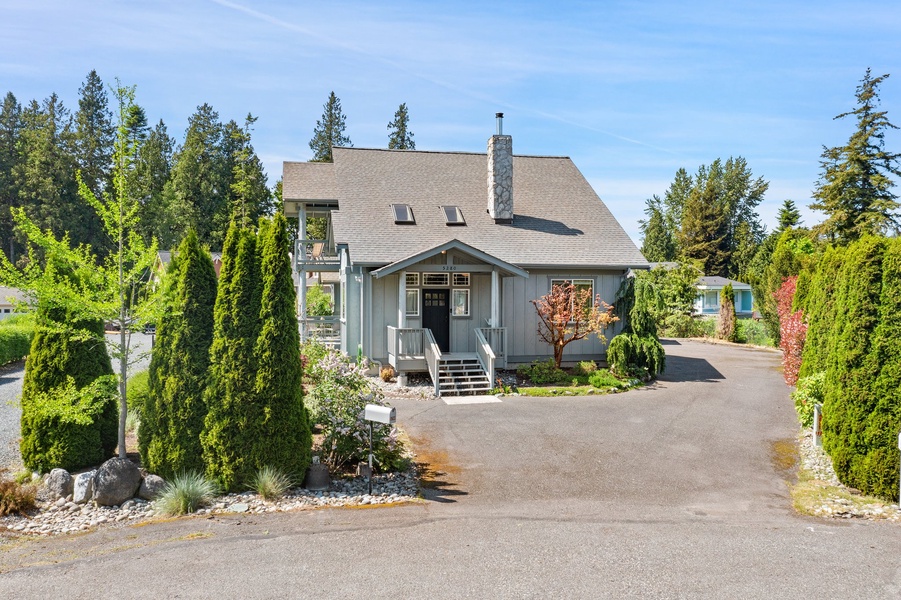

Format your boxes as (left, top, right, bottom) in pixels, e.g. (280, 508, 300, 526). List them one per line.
(422, 289, 450, 352)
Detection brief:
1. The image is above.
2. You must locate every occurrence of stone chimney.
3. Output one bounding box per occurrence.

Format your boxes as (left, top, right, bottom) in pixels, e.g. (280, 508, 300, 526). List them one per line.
(487, 112, 513, 224)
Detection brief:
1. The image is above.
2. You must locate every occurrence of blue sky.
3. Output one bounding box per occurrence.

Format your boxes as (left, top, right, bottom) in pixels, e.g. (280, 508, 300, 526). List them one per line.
(2, 0, 900, 245)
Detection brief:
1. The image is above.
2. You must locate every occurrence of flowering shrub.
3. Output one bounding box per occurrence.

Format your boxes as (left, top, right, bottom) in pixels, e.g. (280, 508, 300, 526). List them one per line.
(305, 346, 405, 472)
(774, 276, 807, 386)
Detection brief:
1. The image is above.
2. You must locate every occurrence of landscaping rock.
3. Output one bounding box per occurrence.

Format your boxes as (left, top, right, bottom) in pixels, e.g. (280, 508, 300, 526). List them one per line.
(138, 474, 166, 500)
(46, 469, 73, 500)
(72, 471, 96, 504)
(92, 458, 142, 506)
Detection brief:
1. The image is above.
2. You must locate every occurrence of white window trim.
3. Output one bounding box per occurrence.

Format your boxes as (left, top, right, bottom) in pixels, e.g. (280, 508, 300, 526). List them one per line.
(405, 272, 419, 287)
(452, 288, 470, 317)
(423, 273, 450, 287)
(405, 288, 420, 317)
(453, 272, 470, 287)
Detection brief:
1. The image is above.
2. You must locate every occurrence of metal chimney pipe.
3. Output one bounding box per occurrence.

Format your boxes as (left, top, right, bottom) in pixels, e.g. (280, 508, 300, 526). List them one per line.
(496, 112, 504, 136)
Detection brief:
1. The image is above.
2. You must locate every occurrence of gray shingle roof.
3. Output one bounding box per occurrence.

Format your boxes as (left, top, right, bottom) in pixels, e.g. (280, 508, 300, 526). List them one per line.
(697, 276, 751, 289)
(285, 146, 647, 269)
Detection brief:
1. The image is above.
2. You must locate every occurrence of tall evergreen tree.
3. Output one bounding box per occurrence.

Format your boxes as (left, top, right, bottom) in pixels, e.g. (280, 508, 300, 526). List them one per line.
(253, 213, 311, 480)
(678, 173, 729, 276)
(309, 92, 351, 163)
(811, 70, 901, 243)
(134, 119, 176, 247)
(227, 114, 273, 227)
(202, 224, 262, 490)
(798, 245, 846, 378)
(639, 198, 675, 262)
(776, 199, 802, 231)
(0, 92, 22, 262)
(141, 230, 216, 479)
(73, 70, 114, 200)
(387, 103, 415, 150)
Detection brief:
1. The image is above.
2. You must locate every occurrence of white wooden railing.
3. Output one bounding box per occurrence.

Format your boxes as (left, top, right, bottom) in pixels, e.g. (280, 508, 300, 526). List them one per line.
(474, 328, 496, 388)
(423, 328, 442, 397)
(301, 316, 340, 348)
(477, 327, 507, 368)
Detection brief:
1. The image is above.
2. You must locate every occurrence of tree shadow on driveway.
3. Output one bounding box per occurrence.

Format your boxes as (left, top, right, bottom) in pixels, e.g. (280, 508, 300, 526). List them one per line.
(658, 355, 725, 383)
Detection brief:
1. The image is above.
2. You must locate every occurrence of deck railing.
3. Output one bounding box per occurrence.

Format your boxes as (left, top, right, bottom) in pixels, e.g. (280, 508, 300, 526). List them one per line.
(423, 328, 441, 397)
(294, 238, 339, 268)
(477, 327, 507, 368)
(301, 316, 341, 348)
(474, 328, 496, 387)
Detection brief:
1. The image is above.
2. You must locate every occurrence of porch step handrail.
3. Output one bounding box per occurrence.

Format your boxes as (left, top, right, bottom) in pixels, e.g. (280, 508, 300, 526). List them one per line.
(477, 327, 507, 369)
(474, 328, 496, 389)
(423, 328, 442, 397)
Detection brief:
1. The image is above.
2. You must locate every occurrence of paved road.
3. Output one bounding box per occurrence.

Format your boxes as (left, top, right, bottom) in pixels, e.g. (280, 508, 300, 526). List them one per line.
(2, 339, 901, 598)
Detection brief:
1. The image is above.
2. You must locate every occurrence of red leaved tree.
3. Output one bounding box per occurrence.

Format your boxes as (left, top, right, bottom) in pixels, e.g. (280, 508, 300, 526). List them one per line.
(531, 282, 618, 368)
(774, 275, 807, 386)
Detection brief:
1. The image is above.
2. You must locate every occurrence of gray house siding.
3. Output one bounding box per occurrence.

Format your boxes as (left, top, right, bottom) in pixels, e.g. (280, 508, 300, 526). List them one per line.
(503, 268, 627, 365)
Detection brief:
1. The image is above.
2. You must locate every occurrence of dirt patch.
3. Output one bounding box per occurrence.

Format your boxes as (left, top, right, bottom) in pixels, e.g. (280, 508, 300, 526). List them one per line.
(770, 438, 798, 475)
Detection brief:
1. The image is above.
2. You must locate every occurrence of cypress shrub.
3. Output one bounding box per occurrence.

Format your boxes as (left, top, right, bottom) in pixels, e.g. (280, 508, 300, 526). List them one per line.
(141, 231, 217, 479)
(821, 236, 886, 491)
(252, 214, 311, 482)
(202, 225, 262, 491)
(860, 238, 901, 499)
(607, 276, 665, 378)
(717, 283, 736, 342)
(798, 246, 845, 378)
(139, 249, 182, 468)
(0, 316, 34, 366)
(20, 307, 117, 470)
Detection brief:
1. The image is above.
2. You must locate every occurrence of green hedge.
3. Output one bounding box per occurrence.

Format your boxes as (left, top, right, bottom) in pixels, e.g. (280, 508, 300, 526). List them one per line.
(0, 317, 34, 365)
(20, 375, 119, 472)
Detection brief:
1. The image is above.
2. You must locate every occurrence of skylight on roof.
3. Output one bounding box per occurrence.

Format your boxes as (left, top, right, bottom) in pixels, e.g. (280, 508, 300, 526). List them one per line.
(442, 205, 465, 226)
(392, 204, 415, 224)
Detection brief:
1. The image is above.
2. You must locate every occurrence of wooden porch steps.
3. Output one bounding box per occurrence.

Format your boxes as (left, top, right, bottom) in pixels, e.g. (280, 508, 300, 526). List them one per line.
(437, 354, 491, 396)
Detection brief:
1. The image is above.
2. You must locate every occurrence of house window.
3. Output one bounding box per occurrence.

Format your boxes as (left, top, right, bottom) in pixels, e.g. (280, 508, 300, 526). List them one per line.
(452, 273, 470, 287)
(423, 273, 449, 286)
(704, 291, 718, 310)
(452, 289, 470, 317)
(406, 289, 420, 317)
(550, 278, 595, 314)
(405, 272, 419, 287)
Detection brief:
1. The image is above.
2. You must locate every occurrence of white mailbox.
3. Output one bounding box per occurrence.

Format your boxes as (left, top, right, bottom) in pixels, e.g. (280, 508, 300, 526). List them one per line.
(364, 404, 396, 425)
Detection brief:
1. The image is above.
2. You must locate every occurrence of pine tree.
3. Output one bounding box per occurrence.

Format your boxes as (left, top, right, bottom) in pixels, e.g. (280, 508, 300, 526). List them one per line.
(678, 172, 729, 276)
(776, 200, 802, 231)
(73, 70, 114, 201)
(811, 70, 901, 243)
(387, 103, 415, 150)
(639, 198, 676, 262)
(0, 92, 22, 262)
(134, 120, 176, 247)
(141, 230, 216, 478)
(227, 114, 273, 227)
(822, 236, 886, 491)
(309, 92, 351, 163)
(253, 213, 311, 480)
(202, 224, 262, 490)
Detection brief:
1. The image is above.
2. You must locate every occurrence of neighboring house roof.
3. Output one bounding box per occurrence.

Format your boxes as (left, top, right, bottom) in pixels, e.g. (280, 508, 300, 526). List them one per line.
(0, 286, 27, 306)
(284, 147, 648, 270)
(156, 250, 223, 269)
(696, 276, 752, 290)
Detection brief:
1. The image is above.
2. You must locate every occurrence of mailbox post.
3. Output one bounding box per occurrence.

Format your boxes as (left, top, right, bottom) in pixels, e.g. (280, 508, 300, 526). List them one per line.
(363, 404, 396, 495)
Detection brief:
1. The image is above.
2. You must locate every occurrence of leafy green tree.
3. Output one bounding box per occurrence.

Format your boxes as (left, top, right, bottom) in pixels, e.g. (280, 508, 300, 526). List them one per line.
(811, 70, 901, 243)
(306, 284, 333, 316)
(253, 213, 312, 480)
(387, 103, 415, 150)
(309, 92, 351, 163)
(776, 200, 802, 232)
(1, 83, 160, 459)
(822, 236, 886, 493)
(202, 224, 262, 490)
(141, 230, 216, 478)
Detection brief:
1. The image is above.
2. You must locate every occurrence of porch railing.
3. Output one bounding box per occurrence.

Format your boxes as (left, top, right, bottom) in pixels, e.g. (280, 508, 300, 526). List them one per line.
(301, 316, 340, 348)
(474, 328, 496, 388)
(294, 238, 339, 268)
(477, 327, 507, 369)
(423, 328, 441, 397)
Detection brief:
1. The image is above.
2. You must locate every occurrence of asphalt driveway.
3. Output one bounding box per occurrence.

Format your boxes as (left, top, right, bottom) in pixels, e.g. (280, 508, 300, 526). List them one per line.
(2, 339, 900, 599)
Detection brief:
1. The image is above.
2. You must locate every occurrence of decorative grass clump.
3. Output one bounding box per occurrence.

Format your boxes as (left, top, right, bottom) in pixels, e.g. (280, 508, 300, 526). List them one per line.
(155, 472, 219, 516)
(125, 409, 140, 435)
(0, 468, 37, 516)
(250, 465, 293, 500)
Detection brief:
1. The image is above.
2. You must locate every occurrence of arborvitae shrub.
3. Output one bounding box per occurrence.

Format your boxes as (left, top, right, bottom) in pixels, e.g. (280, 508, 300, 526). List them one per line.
(202, 225, 262, 491)
(20, 375, 119, 472)
(20, 309, 117, 470)
(798, 246, 845, 379)
(141, 231, 217, 479)
(822, 236, 886, 493)
(717, 283, 737, 342)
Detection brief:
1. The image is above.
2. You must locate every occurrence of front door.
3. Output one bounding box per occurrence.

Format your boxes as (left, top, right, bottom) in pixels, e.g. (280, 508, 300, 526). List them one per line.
(422, 289, 450, 352)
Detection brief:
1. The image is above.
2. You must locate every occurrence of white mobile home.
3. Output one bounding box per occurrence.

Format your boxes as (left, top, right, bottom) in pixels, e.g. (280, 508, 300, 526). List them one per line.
(283, 115, 648, 395)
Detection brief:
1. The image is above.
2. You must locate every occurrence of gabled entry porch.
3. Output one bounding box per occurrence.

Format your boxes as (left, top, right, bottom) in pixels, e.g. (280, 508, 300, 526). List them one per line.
(373, 239, 528, 396)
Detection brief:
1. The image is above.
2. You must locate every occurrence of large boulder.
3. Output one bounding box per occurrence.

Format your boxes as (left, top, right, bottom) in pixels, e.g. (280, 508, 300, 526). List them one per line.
(72, 470, 96, 504)
(46, 468, 73, 500)
(138, 474, 167, 501)
(92, 458, 141, 506)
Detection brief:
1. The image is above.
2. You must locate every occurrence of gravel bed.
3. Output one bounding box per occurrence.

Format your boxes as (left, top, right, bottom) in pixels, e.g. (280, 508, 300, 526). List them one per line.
(798, 429, 901, 522)
(2, 470, 420, 537)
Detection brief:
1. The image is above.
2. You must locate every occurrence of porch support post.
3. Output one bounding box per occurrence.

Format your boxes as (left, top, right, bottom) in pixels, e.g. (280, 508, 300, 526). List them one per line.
(298, 205, 307, 341)
(490, 268, 500, 327)
(397, 271, 407, 386)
